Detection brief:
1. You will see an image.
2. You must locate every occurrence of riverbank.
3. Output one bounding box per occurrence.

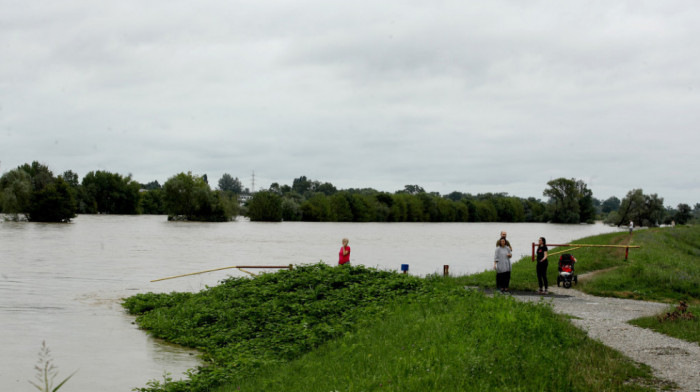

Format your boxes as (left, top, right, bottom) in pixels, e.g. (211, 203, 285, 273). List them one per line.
(125, 226, 700, 391)
(508, 285, 699, 392)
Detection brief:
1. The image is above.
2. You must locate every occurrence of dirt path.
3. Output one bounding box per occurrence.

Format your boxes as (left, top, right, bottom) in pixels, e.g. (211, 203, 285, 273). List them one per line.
(511, 287, 700, 391)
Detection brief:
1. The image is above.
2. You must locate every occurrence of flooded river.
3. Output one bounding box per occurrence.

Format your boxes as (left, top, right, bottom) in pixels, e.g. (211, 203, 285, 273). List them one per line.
(0, 215, 622, 391)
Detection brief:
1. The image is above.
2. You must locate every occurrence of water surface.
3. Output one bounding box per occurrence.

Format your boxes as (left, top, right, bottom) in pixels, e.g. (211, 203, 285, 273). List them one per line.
(0, 215, 622, 390)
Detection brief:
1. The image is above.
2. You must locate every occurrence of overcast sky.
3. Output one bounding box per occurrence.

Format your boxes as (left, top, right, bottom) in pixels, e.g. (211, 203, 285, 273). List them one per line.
(1, 1, 699, 206)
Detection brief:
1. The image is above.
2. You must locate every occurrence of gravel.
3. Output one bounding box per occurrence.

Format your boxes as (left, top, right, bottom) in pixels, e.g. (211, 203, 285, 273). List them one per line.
(511, 287, 700, 392)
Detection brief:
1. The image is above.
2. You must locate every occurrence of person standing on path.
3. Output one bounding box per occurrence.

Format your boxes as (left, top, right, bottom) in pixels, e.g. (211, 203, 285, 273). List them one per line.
(535, 237, 549, 294)
(496, 231, 513, 252)
(629, 221, 634, 234)
(494, 238, 513, 294)
(338, 238, 351, 265)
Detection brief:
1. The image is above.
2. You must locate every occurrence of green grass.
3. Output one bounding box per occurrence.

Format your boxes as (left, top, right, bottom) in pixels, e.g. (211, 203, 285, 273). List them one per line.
(124, 264, 429, 391)
(125, 264, 664, 392)
(629, 304, 700, 345)
(459, 230, 634, 292)
(125, 226, 700, 391)
(576, 225, 700, 303)
(215, 283, 656, 392)
(461, 226, 700, 304)
(463, 225, 700, 346)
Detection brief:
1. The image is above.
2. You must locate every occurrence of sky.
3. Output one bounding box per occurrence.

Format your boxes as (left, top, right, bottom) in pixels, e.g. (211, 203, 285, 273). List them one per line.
(1, 0, 699, 206)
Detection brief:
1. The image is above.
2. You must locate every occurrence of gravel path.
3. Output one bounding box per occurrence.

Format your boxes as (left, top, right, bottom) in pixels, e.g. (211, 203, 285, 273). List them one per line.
(511, 287, 700, 391)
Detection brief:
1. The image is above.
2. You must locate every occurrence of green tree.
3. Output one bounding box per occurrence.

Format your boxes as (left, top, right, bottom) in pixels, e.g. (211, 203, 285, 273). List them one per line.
(435, 198, 457, 222)
(523, 197, 546, 222)
(330, 193, 353, 222)
(495, 197, 525, 222)
(218, 173, 243, 193)
(577, 182, 595, 223)
(27, 177, 76, 222)
(163, 172, 235, 221)
(140, 189, 166, 214)
(292, 176, 313, 195)
(614, 189, 665, 227)
(601, 196, 621, 213)
(374, 192, 394, 222)
(0, 169, 32, 217)
(390, 194, 408, 222)
(473, 200, 498, 222)
(247, 191, 282, 221)
(60, 170, 80, 188)
(674, 203, 692, 225)
(301, 193, 335, 221)
(141, 180, 162, 190)
(81, 171, 141, 214)
(398, 184, 425, 195)
(543, 178, 594, 223)
(0, 162, 76, 222)
(349, 194, 376, 222)
(281, 197, 302, 221)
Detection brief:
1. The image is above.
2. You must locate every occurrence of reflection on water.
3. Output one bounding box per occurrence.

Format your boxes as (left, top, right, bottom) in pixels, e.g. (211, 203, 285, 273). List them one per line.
(0, 215, 622, 391)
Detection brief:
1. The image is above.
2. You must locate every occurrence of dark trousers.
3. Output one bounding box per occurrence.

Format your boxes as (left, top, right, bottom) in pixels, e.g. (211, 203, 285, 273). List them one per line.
(496, 271, 511, 291)
(537, 261, 548, 290)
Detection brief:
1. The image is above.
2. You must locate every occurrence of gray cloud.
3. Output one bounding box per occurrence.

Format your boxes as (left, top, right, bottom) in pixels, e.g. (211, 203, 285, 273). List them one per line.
(1, 0, 699, 205)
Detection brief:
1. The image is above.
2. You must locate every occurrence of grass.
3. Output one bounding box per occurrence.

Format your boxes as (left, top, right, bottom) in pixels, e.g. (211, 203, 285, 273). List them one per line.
(629, 303, 700, 345)
(215, 282, 657, 392)
(459, 230, 634, 293)
(576, 225, 700, 303)
(30, 341, 77, 392)
(463, 225, 700, 345)
(125, 264, 663, 392)
(124, 264, 429, 391)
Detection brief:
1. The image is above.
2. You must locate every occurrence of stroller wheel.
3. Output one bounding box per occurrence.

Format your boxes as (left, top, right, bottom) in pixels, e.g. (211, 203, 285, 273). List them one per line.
(557, 276, 561, 287)
(564, 280, 572, 288)
(574, 275, 578, 284)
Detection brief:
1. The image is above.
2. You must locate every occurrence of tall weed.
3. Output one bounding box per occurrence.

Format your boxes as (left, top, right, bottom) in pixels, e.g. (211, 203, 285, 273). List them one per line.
(29, 341, 77, 392)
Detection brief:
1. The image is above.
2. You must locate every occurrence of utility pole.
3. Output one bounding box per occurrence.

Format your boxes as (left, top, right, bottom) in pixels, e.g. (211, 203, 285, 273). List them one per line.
(251, 170, 255, 193)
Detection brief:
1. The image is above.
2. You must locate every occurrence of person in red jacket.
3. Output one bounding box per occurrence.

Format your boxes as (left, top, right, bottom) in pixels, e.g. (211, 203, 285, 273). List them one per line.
(338, 238, 351, 265)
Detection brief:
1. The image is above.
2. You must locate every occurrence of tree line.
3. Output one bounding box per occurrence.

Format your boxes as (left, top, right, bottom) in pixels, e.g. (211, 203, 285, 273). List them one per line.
(0, 162, 242, 222)
(1, 161, 697, 225)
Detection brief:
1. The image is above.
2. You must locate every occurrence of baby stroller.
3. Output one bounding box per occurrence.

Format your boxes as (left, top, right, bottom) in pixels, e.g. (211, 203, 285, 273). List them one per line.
(557, 254, 578, 288)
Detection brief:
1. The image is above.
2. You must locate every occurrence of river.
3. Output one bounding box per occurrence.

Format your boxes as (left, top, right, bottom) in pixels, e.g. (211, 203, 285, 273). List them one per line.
(0, 215, 623, 391)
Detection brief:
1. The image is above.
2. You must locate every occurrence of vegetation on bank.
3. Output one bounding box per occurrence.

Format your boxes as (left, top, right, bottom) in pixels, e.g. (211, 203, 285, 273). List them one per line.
(214, 285, 656, 392)
(461, 230, 635, 292)
(125, 264, 663, 392)
(629, 303, 700, 345)
(3, 161, 696, 223)
(465, 225, 700, 345)
(587, 225, 700, 345)
(576, 225, 700, 303)
(124, 265, 428, 391)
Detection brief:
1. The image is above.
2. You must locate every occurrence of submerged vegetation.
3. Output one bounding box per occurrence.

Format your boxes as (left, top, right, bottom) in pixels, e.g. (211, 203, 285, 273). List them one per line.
(5, 161, 696, 223)
(124, 264, 428, 391)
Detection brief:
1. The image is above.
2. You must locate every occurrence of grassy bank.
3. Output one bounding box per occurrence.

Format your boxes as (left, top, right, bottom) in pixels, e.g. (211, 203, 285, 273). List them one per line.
(463, 225, 700, 345)
(215, 282, 656, 392)
(577, 225, 700, 303)
(459, 230, 634, 292)
(125, 264, 663, 391)
(124, 264, 429, 391)
(629, 303, 700, 345)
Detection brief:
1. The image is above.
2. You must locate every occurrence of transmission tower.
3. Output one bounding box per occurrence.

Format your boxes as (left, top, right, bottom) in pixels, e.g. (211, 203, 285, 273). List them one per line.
(251, 170, 255, 193)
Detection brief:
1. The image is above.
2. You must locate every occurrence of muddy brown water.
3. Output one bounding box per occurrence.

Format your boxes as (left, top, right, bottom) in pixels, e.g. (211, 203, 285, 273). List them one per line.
(0, 215, 622, 391)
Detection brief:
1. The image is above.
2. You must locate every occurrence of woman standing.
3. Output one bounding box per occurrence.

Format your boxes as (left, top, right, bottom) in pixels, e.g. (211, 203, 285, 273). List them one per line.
(494, 238, 512, 294)
(338, 238, 351, 265)
(536, 237, 549, 294)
